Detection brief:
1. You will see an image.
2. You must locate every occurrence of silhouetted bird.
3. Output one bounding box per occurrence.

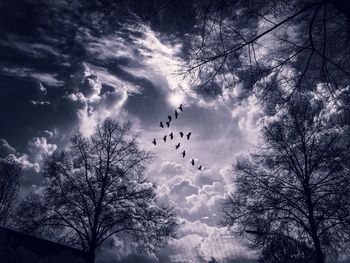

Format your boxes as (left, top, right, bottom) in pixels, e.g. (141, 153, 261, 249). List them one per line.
(175, 110, 178, 119)
(175, 143, 180, 149)
(182, 150, 186, 158)
(178, 104, 183, 112)
(179, 132, 184, 138)
(166, 121, 170, 128)
(152, 139, 156, 145)
(168, 115, 172, 122)
(163, 135, 167, 142)
(191, 159, 195, 166)
(170, 132, 174, 140)
(186, 132, 192, 140)
(160, 122, 164, 128)
(198, 165, 202, 171)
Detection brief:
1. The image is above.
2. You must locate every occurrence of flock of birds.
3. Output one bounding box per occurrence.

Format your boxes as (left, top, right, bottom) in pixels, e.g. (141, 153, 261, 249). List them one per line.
(152, 104, 203, 171)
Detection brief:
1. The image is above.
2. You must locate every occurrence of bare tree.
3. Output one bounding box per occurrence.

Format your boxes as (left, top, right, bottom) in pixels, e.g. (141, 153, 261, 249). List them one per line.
(222, 92, 350, 263)
(0, 156, 22, 226)
(184, 0, 350, 104)
(255, 234, 314, 263)
(15, 119, 178, 263)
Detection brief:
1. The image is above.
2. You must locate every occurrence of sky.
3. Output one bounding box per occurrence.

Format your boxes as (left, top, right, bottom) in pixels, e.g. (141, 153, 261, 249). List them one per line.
(0, 1, 262, 262)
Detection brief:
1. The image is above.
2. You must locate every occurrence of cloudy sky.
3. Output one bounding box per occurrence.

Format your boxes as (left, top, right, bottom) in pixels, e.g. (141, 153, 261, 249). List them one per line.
(0, 1, 261, 262)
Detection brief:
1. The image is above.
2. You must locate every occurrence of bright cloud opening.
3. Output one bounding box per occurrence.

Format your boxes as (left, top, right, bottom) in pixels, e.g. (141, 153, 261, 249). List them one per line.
(168, 91, 185, 107)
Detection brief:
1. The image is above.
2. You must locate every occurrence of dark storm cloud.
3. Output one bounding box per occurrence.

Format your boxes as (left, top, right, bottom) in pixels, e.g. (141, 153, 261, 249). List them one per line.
(0, 0, 82, 150)
(0, 139, 16, 158)
(0, 0, 161, 149)
(0, 0, 193, 150)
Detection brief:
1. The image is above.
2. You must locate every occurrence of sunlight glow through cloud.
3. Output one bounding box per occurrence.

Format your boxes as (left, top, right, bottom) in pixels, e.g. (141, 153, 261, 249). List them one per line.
(168, 91, 185, 107)
(129, 25, 191, 94)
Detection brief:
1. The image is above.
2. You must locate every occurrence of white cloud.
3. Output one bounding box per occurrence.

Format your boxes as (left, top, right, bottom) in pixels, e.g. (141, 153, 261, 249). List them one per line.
(194, 167, 224, 187)
(169, 179, 199, 203)
(169, 219, 251, 262)
(80, 75, 102, 102)
(37, 81, 47, 96)
(0, 139, 42, 187)
(27, 137, 57, 163)
(181, 182, 225, 223)
(85, 34, 137, 61)
(62, 63, 132, 137)
(15, 154, 40, 173)
(131, 25, 185, 92)
(43, 130, 54, 138)
(74, 90, 128, 137)
(159, 161, 186, 176)
(29, 100, 51, 105)
(30, 73, 64, 86)
(4, 137, 57, 189)
(231, 95, 262, 144)
(83, 63, 139, 94)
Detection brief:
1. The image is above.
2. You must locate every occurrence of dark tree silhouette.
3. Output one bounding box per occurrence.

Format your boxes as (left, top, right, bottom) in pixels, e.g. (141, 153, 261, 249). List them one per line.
(257, 235, 314, 263)
(15, 119, 178, 263)
(0, 156, 22, 225)
(208, 256, 219, 263)
(186, 0, 350, 104)
(222, 92, 350, 263)
(14, 192, 56, 238)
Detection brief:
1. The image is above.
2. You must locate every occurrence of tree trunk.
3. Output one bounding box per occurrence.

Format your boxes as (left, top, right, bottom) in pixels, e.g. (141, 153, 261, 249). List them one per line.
(307, 206, 325, 263)
(87, 248, 95, 263)
(312, 237, 324, 263)
(307, 204, 324, 263)
(304, 180, 325, 263)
